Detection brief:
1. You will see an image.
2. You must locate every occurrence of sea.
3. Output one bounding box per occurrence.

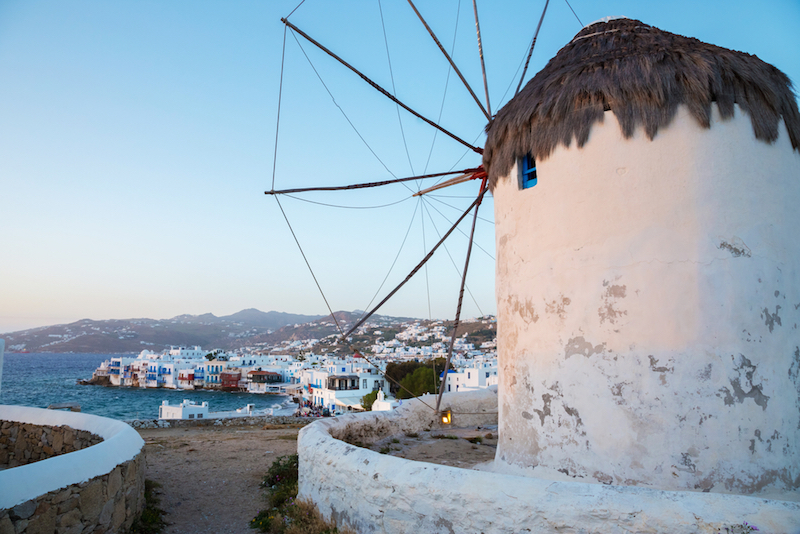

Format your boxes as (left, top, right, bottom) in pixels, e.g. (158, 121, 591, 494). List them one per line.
(0, 353, 295, 421)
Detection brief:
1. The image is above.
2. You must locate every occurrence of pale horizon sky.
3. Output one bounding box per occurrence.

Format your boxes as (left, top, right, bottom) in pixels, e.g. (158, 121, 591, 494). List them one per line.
(1, 0, 798, 334)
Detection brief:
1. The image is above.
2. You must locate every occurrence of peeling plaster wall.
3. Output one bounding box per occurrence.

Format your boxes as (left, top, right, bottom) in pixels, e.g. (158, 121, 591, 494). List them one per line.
(493, 104, 800, 498)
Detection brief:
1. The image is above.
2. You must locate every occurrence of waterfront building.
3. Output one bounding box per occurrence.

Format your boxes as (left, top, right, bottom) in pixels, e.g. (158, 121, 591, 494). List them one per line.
(158, 399, 209, 420)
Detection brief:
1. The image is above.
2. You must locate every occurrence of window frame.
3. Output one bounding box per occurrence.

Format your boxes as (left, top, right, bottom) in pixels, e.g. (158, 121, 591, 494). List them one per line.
(520, 154, 537, 189)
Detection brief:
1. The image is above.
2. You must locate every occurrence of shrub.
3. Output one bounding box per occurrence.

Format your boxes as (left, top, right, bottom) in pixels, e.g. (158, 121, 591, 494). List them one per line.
(261, 454, 299, 489)
(251, 455, 356, 534)
(361, 390, 379, 411)
(130, 480, 167, 534)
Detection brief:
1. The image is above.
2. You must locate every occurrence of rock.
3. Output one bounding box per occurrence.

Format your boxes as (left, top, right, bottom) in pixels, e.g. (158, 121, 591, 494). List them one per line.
(52, 432, 64, 452)
(78, 480, 104, 522)
(57, 523, 84, 534)
(58, 508, 82, 529)
(12, 518, 27, 534)
(10, 500, 37, 521)
(57, 496, 80, 515)
(52, 488, 73, 505)
(24, 505, 56, 534)
(98, 499, 114, 527)
(111, 498, 126, 531)
(0, 515, 13, 534)
(106, 467, 122, 499)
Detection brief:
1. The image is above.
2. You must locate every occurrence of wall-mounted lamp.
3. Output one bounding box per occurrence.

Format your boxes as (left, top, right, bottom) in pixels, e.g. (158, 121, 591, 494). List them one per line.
(441, 410, 452, 425)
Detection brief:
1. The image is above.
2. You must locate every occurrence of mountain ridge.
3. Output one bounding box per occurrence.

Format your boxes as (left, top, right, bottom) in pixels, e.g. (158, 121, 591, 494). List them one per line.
(0, 309, 416, 353)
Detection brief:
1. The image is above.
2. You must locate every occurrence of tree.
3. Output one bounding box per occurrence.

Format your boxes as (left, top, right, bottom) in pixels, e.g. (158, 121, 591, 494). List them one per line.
(396, 367, 437, 399)
(386, 358, 448, 395)
(361, 390, 379, 411)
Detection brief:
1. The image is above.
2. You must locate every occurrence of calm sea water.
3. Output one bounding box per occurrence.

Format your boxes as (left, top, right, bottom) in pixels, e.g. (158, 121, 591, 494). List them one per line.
(0, 353, 293, 420)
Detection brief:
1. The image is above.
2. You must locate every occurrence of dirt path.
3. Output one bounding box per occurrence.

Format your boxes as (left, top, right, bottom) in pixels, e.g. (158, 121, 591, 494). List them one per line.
(138, 424, 304, 534)
(137, 422, 496, 533)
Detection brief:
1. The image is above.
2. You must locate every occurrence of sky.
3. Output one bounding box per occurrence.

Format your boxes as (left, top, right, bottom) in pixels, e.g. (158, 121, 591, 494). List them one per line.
(1, 0, 798, 334)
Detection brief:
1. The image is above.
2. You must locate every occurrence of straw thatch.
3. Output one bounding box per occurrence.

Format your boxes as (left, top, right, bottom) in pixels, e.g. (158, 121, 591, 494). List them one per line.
(483, 18, 800, 188)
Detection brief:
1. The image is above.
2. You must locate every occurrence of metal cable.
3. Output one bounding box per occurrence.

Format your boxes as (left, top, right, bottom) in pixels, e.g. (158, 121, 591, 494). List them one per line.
(290, 31, 401, 182)
(420, 199, 484, 316)
(281, 194, 411, 210)
(271, 26, 288, 191)
(564, 0, 583, 27)
(436, 178, 488, 412)
(378, 0, 416, 178)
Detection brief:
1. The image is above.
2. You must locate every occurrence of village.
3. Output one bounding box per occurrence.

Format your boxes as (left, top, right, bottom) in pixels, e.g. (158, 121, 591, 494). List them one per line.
(88, 316, 498, 416)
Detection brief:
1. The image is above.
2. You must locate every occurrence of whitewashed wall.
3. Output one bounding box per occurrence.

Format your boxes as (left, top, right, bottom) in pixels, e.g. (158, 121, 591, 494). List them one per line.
(0, 405, 145, 509)
(297, 389, 800, 533)
(493, 104, 800, 497)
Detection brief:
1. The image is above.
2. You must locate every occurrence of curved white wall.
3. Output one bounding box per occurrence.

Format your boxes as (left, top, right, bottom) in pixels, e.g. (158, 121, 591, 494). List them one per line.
(0, 405, 145, 509)
(493, 105, 800, 496)
(298, 389, 800, 532)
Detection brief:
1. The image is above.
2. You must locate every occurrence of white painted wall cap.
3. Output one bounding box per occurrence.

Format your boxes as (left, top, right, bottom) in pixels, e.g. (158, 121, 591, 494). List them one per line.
(0, 405, 145, 509)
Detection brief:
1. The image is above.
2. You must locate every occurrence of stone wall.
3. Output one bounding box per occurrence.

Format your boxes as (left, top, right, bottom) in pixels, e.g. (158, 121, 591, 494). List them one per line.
(0, 452, 144, 534)
(0, 421, 103, 468)
(0, 406, 145, 534)
(126, 414, 309, 429)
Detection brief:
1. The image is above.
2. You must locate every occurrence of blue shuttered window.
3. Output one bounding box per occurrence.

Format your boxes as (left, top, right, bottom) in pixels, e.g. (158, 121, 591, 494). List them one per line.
(521, 154, 537, 189)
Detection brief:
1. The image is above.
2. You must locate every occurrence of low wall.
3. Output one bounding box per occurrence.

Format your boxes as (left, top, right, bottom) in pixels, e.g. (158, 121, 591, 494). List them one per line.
(0, 406, 145, 534)
(127, 414, 308, 430)
(298, 389, 800, 533)
(0, 420, 103, 468)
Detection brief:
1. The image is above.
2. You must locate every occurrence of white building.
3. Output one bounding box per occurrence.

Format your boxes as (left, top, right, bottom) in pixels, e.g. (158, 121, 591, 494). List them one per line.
(371, 390, 401, 412)
(299, 359, 390, 414)
(158, 399, 209, 420)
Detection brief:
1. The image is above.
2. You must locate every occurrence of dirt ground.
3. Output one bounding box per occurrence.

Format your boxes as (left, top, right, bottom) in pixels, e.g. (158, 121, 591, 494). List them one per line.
(138, 422, 497, 534)
(139, 423, 304, 534)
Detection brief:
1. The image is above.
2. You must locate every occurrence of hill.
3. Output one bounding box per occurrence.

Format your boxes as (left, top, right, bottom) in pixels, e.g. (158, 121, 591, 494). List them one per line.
(1, 309, 323, 353)
(0, 309, 415, 354)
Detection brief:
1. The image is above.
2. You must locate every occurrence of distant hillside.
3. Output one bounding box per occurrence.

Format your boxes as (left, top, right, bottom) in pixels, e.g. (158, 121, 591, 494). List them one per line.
(170, 309, 322, 330)
(0, 309, 410, 353)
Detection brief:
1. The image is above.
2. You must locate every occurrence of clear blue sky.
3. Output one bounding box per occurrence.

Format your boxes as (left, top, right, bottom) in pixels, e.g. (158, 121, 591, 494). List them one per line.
(1, 0, 798, 333)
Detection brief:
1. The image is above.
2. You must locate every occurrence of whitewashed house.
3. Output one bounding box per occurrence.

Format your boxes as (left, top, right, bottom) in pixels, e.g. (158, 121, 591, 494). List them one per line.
(371, 390, 401, 411)
(158, 399, 209, 420)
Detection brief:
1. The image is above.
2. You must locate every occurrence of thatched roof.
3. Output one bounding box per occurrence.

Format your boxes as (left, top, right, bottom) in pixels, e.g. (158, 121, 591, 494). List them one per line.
(484, 18, 800, 188)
